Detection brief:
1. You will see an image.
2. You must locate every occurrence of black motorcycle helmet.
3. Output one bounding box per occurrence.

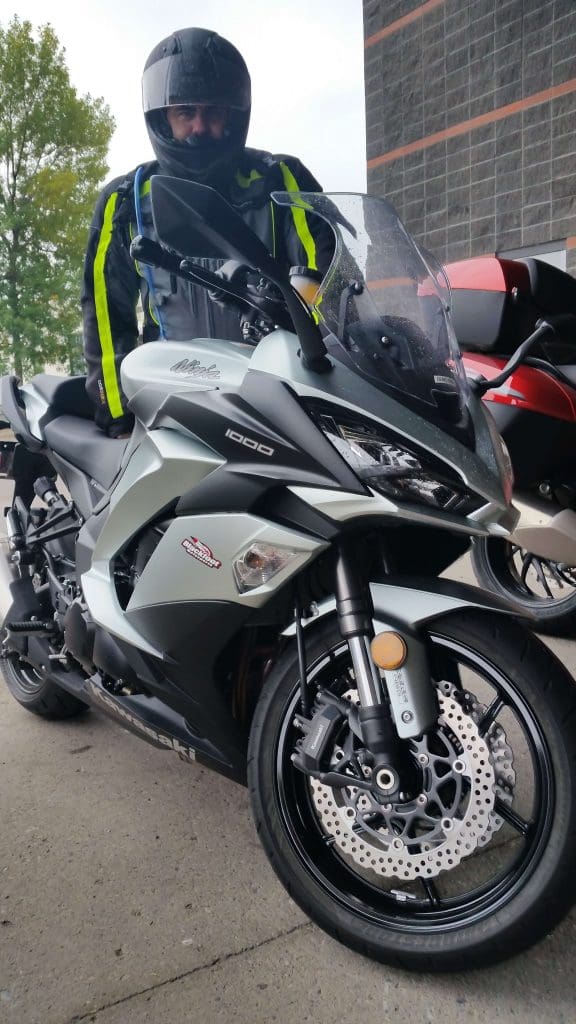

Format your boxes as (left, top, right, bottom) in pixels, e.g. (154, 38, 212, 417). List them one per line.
(142, 28, 251, 186)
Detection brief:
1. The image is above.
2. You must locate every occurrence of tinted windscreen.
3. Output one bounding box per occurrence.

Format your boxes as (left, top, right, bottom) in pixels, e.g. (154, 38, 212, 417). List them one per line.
(272, 192, 469, 425)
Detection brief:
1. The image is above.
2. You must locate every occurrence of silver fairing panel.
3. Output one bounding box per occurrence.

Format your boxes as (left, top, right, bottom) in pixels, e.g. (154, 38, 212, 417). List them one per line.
(121, 338, 254, 400)
(120, 331, 509, 518)
(126, 513, 324, 613)
(80, 426, 327, 657)
(19, 329, 513, 659)
(81, 429, 222, 656)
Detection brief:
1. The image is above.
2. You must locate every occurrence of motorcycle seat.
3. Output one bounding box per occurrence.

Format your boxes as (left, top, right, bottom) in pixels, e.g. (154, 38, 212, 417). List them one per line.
(43, 415, 128, 490)
(31, 374, 94, 420)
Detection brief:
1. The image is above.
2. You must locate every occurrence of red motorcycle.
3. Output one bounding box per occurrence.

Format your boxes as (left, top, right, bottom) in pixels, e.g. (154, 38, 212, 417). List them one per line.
(447, 255, 576, 634)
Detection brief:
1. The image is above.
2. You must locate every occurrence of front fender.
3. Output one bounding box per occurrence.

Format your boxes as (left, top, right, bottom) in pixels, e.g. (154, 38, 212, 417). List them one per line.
(281, 575, 530, 637)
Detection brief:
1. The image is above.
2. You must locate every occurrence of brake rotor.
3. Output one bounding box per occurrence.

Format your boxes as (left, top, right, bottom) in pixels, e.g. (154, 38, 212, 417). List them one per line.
(309, 682, 515, 881)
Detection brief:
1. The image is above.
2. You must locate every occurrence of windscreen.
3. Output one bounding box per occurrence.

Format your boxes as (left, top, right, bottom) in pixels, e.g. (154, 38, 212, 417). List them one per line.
(272, 192, 469, 425)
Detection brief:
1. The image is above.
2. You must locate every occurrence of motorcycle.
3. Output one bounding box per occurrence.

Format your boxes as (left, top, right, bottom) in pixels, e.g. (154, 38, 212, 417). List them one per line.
(2, 179, 576, 972)
(448, 255, 576, 634)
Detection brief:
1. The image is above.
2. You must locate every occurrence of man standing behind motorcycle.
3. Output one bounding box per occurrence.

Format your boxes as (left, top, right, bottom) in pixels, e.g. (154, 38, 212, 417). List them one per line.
(82, 27, 334, 436)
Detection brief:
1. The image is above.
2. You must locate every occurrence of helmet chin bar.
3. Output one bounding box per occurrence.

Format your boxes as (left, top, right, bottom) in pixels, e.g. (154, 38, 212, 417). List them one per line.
(145, 107, 248, 186)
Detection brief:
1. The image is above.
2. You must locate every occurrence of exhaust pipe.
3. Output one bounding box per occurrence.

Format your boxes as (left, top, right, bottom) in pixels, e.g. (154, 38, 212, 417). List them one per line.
(510, 492, 576, 564)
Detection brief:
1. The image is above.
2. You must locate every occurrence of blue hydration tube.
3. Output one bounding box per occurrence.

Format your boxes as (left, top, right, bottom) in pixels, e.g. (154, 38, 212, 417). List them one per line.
(133, 165, 167, 339)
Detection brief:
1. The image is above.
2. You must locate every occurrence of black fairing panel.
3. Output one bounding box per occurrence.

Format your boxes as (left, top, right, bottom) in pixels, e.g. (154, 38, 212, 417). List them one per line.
(145, 374, 366, 497)
(381, 524, 470, 577)
(176, 470, 339, 540)
(126, 599, 254, 778)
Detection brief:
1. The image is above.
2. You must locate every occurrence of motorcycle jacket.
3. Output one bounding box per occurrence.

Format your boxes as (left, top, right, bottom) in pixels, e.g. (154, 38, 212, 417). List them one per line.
(81, 150, 335, 435)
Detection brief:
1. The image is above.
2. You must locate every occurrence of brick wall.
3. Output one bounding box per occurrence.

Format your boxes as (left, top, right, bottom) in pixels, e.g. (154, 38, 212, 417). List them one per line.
(364, 0, 576, 274)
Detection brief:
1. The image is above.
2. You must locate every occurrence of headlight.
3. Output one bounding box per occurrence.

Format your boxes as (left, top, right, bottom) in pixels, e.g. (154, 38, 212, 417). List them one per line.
(315, 412, 481, 514)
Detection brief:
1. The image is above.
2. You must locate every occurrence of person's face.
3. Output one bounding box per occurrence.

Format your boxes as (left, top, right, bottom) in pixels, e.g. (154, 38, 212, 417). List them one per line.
(166, 103, 230, 141)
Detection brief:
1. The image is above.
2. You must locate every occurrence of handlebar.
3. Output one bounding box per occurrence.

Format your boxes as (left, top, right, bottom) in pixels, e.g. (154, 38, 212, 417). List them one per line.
(129, 234, 332, 371)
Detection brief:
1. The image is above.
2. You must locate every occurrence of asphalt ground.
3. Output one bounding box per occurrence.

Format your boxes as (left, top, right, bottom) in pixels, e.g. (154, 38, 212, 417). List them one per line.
(1, 475, 576, 1024)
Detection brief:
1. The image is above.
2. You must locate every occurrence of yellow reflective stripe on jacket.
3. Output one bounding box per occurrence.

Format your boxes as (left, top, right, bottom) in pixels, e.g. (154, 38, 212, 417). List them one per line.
(279, 162, 318, 271)
(140, 178, 151, 197)
(128, 220, 144, 278)
(236, 168, 263, 188)
(94, 191, 124, 419)
(269, 200, 277, 258)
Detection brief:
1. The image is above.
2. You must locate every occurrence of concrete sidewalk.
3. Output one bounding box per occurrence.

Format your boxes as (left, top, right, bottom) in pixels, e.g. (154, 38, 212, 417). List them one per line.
(3, 680, 576, 1024)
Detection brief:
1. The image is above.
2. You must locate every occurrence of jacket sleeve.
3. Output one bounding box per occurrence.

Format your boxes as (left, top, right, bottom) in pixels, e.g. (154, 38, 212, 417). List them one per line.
(81, 182, 141, 435)
(275, 157, 335, 277)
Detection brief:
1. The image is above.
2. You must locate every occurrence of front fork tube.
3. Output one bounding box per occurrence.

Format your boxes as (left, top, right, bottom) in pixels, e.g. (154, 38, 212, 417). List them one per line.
(335, 545, 438, 788)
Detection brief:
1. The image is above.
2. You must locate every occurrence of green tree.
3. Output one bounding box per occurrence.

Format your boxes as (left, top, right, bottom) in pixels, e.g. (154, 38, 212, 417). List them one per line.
(0, 17, 114, 378)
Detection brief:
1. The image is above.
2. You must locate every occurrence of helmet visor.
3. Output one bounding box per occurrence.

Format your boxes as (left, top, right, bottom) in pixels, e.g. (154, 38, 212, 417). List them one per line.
(143, 54, 250, 113)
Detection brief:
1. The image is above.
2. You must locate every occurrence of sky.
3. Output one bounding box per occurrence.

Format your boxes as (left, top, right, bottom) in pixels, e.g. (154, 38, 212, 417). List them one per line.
(7, 0, 367, 192)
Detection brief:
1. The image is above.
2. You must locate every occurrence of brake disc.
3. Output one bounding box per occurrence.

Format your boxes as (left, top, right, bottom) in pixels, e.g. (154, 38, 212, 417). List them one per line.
(309, 682, 515, 881)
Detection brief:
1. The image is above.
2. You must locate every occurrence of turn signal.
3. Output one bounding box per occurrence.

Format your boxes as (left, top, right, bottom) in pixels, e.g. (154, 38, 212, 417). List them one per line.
(232, 542, 296, 594)
(289, 266, 322, 306)
(370, 631, 407, 670)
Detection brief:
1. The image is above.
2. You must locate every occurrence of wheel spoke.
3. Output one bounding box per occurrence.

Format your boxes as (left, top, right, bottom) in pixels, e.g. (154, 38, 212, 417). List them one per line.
(547, 562, 567, 587)
(477, 696, 505, 737)
(494, 798, 530, 837)
(555, 566, 576, 588)
(533, 558, 554, 599)
(520, 552, 533, 588)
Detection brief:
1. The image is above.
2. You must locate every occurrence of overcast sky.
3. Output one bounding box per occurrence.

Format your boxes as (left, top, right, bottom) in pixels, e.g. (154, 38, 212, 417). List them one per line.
(8, 0, 367, 192)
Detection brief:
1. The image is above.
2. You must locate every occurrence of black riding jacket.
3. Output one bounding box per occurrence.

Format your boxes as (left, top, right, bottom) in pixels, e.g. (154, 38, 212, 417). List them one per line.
(81, 149, 334, 435)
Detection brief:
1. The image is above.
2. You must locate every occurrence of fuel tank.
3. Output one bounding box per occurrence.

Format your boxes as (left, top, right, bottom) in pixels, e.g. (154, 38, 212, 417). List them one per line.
(121, 338, 254, 402)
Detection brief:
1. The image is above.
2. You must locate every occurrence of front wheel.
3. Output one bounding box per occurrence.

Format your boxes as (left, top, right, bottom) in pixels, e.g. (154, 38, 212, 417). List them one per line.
(248, 611, 576, 971)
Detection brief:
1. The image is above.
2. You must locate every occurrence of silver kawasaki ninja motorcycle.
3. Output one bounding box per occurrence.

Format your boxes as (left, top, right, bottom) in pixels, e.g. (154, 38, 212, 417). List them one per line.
(2, 179, 576, 971)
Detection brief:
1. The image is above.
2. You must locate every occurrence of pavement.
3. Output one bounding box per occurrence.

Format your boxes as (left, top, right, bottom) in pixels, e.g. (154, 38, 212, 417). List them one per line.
(2, 475, 576, 1024)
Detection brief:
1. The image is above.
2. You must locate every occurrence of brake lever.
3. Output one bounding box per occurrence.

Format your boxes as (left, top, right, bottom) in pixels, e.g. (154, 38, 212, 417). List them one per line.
(472, 319, 557, 396)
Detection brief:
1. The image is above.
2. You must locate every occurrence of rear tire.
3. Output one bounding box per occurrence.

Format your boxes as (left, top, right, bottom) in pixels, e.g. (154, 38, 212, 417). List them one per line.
(1, 652, 88, 719)
(248, 611, 576, 971)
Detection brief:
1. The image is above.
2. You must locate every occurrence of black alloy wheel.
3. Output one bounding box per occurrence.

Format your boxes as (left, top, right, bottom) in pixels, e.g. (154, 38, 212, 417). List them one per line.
(248, 611, 576, 971)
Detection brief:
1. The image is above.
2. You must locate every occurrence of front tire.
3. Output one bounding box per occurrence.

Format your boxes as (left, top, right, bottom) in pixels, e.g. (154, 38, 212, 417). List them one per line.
(248, 612, 576, 971)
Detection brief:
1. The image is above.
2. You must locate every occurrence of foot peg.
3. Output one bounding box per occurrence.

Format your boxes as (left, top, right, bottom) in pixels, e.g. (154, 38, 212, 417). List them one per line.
(6, 619, 56, 634)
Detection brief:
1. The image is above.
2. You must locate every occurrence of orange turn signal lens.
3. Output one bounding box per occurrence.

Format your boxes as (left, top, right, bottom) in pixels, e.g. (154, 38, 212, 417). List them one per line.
(370, 631, 408, 670)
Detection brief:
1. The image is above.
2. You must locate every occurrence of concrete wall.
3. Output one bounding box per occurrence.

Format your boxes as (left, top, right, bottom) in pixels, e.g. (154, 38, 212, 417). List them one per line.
(364, 0, 576, 273)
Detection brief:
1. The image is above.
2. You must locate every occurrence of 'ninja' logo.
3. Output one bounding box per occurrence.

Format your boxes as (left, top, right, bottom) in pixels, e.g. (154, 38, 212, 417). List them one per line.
(171, 358, 221, 379)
